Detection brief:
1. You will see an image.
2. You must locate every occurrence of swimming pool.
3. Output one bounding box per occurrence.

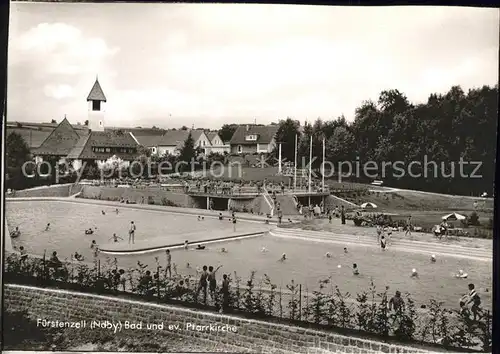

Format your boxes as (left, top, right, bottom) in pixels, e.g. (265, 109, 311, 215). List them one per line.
(6, 200, 491, 309)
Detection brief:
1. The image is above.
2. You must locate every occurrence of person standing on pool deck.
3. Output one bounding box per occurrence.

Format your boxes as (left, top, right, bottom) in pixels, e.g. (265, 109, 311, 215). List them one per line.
(341, 206, 346, 224)
(232, 216, 237, 232)
(165, 250, 172, 278)
(405, 216, 412, 237)
(128, 221, 136, 244)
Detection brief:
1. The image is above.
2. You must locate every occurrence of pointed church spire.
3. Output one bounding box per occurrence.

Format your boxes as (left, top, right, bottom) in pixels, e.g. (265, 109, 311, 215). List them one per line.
(87, 77, 107, 102)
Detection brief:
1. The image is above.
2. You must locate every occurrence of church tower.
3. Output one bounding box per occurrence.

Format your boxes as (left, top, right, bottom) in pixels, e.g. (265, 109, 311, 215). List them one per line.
(87, 76, 107, 131)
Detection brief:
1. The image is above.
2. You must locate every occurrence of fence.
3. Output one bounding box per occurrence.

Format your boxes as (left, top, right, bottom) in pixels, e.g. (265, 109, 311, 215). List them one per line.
(4, 252, 491, 352)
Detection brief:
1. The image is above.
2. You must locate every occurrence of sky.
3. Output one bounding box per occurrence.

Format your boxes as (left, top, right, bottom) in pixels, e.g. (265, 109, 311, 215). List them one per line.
(7, 3, 499, 129)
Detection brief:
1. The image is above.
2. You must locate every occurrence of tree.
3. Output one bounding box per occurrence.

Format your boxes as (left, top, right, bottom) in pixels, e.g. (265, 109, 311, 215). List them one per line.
(51, 119, 57, 124)
(84, 120, 89, 126)
(218, 124, 238, 143)
(180, 125, 188, 130)
(6, 132, 31, 172)
(273, 117, 301, 162)
(179, 132, 196, 167)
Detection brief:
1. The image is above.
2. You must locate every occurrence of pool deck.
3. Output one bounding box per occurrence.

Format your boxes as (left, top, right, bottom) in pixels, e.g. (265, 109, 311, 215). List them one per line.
(99, 226, 272, 254)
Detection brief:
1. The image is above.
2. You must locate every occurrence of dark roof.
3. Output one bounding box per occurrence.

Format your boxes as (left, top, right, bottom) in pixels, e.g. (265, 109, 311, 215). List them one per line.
(87, 79, 107, 102)
(229, 125, 279, 145)
(134, 134, 164, 147)
(67, 131, 139, 160)
(34, 118, 81, 156)
(105, 127, 166, 135)
(6, 127, 52, 148)
(157, 129, 204, 147)
(206, 131, 218, 143)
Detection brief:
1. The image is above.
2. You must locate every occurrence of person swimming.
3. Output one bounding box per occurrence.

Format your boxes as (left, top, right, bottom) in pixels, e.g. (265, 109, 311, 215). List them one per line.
(261, 247, 268, 253)
(325, 252, 332, 258)
(85, 228, 94, 235)
(186, 262, 191, 268)
(109, 233, 123, 242)
(455, 270, 468, 278)
(219, 213, 223, 220)
(10, 227, 21, 238)
(279, 253, 286, 262)
(411, 268, 419, 278)
(220, 247, 228, 253)
(196, 244, 206, 250)
(352, 263, 359, 275)
(344, 247, 348, 254)
(197, 216, 201, 221)
(45, 223, 51, 231)
(101, 210, 106, 215)
(115, 208, 119, 214)
(73, 252, 84, 261)
(431, 254, 436, 263)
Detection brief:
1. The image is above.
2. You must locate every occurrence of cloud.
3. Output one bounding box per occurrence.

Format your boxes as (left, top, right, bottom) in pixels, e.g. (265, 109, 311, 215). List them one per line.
(44, 84, 74, 100)
(10, 23, 119, 77)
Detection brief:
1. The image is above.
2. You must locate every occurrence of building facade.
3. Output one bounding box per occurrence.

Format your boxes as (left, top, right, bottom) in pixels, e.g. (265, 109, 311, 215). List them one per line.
(229, 124, 279, 154)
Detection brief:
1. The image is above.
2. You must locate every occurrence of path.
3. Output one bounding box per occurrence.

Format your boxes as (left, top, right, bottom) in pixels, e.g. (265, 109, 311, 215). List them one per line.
(99, 227, 271, 254)
(271, 228, 491, 261)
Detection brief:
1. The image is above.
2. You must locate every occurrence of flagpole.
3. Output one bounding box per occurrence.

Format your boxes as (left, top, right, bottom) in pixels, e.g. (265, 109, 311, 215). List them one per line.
(294, 134, 297, 191)
(322, 137, 325, 191)
(308, 135, 312, 194)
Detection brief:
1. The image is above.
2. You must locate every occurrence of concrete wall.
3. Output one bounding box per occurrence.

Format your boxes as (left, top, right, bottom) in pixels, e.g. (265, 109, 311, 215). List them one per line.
(79, 185, 196, 207)
(4, 284, 432, 354)
(8, 184, 73, 198)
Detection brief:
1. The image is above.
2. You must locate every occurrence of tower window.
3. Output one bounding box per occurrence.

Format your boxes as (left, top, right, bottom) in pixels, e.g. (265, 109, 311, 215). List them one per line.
(92, 100, 101, 111)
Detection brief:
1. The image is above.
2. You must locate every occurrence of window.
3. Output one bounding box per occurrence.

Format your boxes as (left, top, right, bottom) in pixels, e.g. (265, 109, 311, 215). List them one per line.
(202, 141, 206, 146)
(245, 134, 258, 141)
(238, 145, 242, 153)
(105, 148, 110, 153)
(92, 100, 101, 111)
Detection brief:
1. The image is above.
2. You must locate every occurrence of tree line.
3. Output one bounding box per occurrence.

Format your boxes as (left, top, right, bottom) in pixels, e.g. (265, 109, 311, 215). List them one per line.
(271, 85, 497, 196)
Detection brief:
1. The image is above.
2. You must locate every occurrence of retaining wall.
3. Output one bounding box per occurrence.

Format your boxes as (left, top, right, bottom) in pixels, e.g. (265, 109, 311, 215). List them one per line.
(9, 184, 73, 198)
(79, 186, 196, 208)
(4, 284, 433, 353)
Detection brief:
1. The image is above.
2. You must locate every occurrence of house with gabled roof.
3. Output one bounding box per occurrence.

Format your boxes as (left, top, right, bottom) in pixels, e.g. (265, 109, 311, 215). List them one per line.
(205, 131, 230, 154)
(155, 129, 210, 156)
(229, 124, 279, 154)
(32, 77, 140, 170)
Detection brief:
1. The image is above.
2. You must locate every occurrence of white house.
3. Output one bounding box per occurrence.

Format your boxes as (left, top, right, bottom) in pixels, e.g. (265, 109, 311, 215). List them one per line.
(205, 131, 230, 154)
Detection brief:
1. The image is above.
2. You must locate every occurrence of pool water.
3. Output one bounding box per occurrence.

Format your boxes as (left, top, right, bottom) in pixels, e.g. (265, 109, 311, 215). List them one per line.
(6, 200, 492, 309)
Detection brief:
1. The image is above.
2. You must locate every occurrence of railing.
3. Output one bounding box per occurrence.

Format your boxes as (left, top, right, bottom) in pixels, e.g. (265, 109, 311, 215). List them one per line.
(262, 187, 274, 217)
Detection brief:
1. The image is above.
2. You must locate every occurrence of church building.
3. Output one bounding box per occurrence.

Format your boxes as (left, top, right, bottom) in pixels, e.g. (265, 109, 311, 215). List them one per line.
(34, 78, 140, 170)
